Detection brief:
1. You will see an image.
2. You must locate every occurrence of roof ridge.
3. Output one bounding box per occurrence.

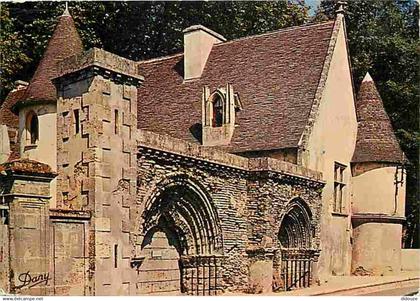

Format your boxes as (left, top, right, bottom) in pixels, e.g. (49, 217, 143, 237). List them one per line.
(213, 20, 335, 48)
(138, 52, 183, 65)
(137, 20, 335, 65)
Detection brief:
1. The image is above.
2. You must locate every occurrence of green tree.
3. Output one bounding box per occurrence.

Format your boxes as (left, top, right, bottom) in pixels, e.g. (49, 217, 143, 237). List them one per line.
(1, 1, 308, 104)
(0, 2, 30, 100)
(315, 0, 419, 248)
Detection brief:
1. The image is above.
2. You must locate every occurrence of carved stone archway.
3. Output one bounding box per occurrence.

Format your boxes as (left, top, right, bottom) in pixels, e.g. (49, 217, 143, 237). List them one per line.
(278, 198, 312, 249)
(138, 175, 223, 295)
(276, 198, 317, 291)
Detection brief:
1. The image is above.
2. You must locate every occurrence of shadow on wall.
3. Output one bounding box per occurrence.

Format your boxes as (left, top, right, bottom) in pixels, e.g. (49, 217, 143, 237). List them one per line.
(189, 123, 202, 143)
(173, 57, 184, 78)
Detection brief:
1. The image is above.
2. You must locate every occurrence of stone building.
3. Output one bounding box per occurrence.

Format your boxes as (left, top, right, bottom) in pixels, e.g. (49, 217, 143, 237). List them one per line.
(0, 6, 406, 296)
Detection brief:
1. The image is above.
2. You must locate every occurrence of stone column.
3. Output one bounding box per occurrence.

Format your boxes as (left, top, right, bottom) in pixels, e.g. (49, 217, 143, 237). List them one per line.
(0, 159, 56, 295)
(246, 247, 275, 294)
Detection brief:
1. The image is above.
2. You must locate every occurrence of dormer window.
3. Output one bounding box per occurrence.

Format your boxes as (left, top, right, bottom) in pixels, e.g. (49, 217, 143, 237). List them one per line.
(26, 111, 39, 145)
(202, 84, 238, 147)
(213, 94, 224, 127)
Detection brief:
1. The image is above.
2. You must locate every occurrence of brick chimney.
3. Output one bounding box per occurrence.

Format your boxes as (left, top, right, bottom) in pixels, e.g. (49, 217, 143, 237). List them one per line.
(183, 25, 226, 80)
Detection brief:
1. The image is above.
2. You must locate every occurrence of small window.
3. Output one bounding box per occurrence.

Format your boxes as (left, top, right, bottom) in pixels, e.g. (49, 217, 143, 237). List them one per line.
(114, 244, 118, 268)
(212, 95, 223, 127)
(26, 111, 39, 145)
(114, 110, 119, 134)
(74, 109, 80, 134)
(333, 163, 346, 213)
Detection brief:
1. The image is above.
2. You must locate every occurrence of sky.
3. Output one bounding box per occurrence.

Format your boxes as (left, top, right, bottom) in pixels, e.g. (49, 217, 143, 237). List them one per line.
(304, 0, 321, 15)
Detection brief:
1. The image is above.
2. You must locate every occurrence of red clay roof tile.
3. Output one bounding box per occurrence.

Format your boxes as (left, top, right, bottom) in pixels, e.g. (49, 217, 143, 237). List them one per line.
(16, 13, 83, 108)
(352, 73, 405, 164)
(0, 158, 55, 176)
(0, 88, 25, 128)
(137, 21, 335, 153)
(0, 88, 26, 162)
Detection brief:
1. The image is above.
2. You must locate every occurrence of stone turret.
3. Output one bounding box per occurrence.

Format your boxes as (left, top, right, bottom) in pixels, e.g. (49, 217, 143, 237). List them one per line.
(13, 7, 83, 168)
(350, 73, 406, 276)
(11, 7, 83, 208)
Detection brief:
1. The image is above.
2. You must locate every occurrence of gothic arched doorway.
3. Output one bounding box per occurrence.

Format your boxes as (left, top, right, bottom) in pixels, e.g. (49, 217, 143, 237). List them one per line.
(276, 198, 317, 291)
(138, 175, 223, 295)
(278, 199, 312, 249)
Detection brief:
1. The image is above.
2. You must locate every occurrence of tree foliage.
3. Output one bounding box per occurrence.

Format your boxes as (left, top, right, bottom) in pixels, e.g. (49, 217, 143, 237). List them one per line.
(1, 1, 308, 100)
(316, 0, 419, 248)
(0, 3, 30, 98)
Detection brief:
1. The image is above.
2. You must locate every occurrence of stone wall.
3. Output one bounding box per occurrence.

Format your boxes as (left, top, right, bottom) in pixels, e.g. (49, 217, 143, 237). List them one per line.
(0, 125, 11, 163)
(55, 48, 142, 295)
(401, 249, 420, 271)
(300, 15, 357, 279)
(0, 45, 324, 296)
(135, 131, 324, 294)
(18, 103, 58, 208)
(351, 163, 406, 276)
(0, 160, 56, 295)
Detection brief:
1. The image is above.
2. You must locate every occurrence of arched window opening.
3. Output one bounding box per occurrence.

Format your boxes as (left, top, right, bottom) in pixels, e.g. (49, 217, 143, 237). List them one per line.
(212, 94, 223, 127)
(26, 112, 39, 145)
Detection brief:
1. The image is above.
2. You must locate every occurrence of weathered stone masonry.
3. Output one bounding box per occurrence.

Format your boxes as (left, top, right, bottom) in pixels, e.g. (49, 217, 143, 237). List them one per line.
(0, 17, 328, 295)
(0, 120, 324, 296)
(0, 47, 327, 295)
(0, 7, 409, 296)
(135, 131, 324, 294)
(53, 48, 142, 295)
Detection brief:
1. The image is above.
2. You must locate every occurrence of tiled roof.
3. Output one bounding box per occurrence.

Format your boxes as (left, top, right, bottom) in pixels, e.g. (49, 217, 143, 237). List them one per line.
(0, 88, 25, 128)
(15, 12, 83, 109)
(0, 88, 26, 162)
(352, 73, 405, 164)
(137, 21, 335, 153)
(0, 158, 55, 176)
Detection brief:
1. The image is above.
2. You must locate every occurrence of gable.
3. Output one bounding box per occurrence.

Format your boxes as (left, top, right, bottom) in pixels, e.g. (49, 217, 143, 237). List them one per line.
(301, 15, 358, 172)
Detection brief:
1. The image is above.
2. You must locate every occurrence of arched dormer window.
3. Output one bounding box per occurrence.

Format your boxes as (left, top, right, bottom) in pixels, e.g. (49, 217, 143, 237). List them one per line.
(202, 84, 236, 146)
(26, 111, 39, 145)
(212, 94, 224, 127)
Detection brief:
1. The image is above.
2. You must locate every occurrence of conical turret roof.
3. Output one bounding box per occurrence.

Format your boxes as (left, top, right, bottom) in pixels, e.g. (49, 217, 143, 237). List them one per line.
(17, 8, 83, 107)
(352, 73, 405, 164)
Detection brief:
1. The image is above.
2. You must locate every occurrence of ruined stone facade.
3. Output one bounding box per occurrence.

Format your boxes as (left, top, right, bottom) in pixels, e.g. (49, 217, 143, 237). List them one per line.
(0, 7, 407, 296)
